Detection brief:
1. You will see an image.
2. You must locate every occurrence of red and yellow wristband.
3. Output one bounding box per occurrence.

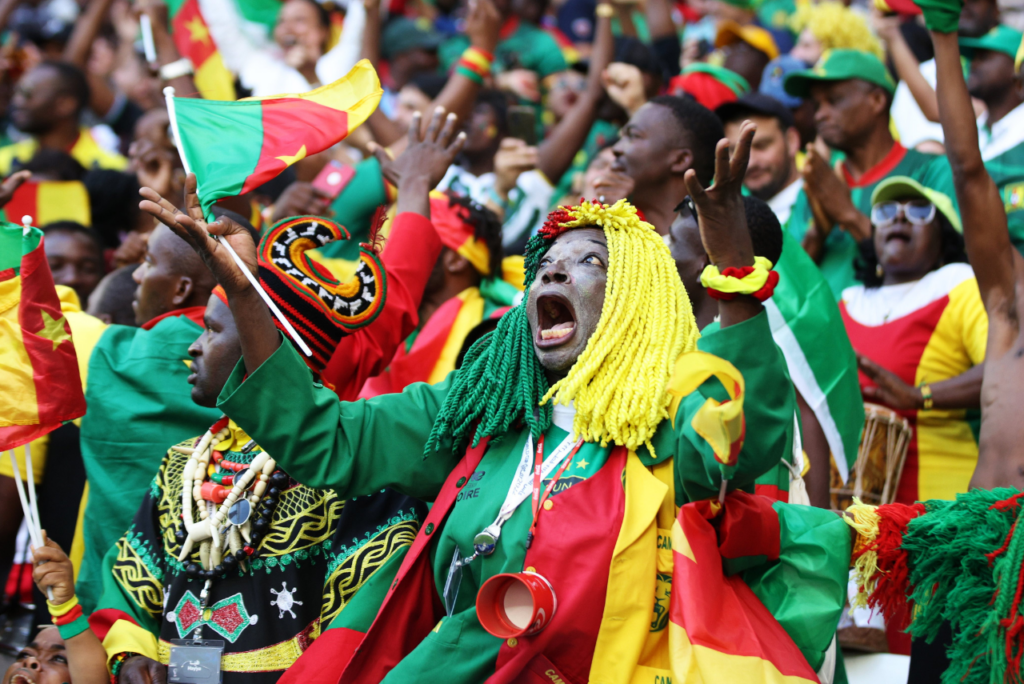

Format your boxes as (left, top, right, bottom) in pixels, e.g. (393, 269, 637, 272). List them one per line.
(48, 595, 91, 640)
(456, 46, 494, 85)
(700, 256, 779, 301)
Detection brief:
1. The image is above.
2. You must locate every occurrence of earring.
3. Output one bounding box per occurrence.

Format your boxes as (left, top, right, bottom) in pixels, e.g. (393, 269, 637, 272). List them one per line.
(876, 264, 883, 278)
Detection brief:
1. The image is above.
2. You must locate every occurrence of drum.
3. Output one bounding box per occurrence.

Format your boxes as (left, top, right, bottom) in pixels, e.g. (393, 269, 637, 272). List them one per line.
(830, 403, 912, 512)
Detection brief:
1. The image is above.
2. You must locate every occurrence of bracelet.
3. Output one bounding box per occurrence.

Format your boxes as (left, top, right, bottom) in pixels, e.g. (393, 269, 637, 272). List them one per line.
(57, 614, 91, 641)
(456, 46, 493, 85)
(700, 256, 778, 301)
(47, 594, 79, 617)
(110, 652, 142, 684)
(920, 383, 934, 410)
(596, 3, 614, 17)
(159, 57, 194, 81)
(51, 604, 83, 626)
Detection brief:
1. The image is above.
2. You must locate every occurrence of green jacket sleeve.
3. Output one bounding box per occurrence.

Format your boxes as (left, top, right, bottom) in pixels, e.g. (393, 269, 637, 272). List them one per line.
(217, 337, 460, 501)
(670, 311, 797, 504)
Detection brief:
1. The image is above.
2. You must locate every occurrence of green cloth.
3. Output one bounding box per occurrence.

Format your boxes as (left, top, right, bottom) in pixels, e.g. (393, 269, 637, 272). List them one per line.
(439, 21, 568, 79)
(916, 0, 962, 34)
(785, 146, 959, 298)
(218, 311, 798, 681)
(783, 49, 896, 98)
(959, 25, 1024, 58)
(984, 141, 1024, 255)
(317, 156, 389, 262)
(76, 317, 221, 612)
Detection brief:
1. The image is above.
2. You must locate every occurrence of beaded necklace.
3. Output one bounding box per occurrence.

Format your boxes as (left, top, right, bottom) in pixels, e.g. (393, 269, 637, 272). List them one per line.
(174, 416, 290, 609)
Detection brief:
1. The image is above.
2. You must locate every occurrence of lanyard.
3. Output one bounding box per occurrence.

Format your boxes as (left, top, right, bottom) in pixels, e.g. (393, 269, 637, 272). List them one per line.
(526, 434, 583, 548)
(470, 431, 581, 559)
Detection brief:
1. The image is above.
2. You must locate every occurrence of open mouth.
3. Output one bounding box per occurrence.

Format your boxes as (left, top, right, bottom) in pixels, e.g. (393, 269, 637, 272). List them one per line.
(11, 671, 36, 684)
(884, 230, 911, 244)
(535, 294, 577, 348)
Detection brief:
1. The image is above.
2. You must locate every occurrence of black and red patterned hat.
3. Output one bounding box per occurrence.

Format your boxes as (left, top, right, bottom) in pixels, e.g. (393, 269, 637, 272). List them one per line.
(256, 215, 386, 374)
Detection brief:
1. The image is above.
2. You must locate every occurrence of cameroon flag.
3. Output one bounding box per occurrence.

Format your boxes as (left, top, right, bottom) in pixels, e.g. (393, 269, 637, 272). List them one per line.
(0, 222, 86, 451)
(172, 59, 382, 218)
(2, 181, 91, 227)
(169, 0, 236, 101)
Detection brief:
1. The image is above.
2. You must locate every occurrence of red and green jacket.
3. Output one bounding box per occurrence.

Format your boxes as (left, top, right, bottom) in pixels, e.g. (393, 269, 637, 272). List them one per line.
(219, 312, 852, 683)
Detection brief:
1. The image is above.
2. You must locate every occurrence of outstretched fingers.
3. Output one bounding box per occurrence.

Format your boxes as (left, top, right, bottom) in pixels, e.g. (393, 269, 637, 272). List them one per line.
(424, 106, 446, 144)
(728, 120, 756, 181)
(438, 112, 460, 147)
(683, 168, 708, 206)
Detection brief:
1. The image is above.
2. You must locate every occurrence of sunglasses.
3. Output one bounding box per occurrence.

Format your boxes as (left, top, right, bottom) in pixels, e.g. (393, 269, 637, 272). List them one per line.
(870, 200, 936, 226)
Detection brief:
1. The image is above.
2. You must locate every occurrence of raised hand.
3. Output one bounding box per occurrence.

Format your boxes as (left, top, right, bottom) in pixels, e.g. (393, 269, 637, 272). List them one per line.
(858, 354, 923, 409)
(801, 144, 872, 241)
(465, 0, 501, 54)
(139, 174, 257, 296)
(602, 63, 646, 116)
(683, 119, 756, 271)
(370, 107, 466, 217)
(271, 181, 332, 223)
(31, 532, 74, 605)
(494, 138, 538, 197)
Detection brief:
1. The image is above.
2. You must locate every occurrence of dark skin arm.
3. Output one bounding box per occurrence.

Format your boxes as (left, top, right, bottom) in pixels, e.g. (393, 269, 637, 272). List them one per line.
(684, 120, 763, 329)
(535, 6, 613, 182)
(932, 30, 1021, 346)
(801, 145, 873, 243)
(31, 535, 110, 684)
(367, 0, 500, 148)
(796, 390, 832, 508)
(142, 108, 466, 376)
(858, 354, 984, 410)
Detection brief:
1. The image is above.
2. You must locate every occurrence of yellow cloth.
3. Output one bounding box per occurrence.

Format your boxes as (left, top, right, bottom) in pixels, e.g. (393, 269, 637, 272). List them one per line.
(0, 128, 128, 175)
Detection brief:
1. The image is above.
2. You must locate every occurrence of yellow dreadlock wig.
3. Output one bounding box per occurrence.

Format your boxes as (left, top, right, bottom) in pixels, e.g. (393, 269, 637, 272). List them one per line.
(789, 2, 885, 61)
(425, 199, 698, 457)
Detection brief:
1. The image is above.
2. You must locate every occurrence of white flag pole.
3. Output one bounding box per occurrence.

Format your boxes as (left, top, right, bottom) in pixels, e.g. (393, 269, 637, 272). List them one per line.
(162, 87, 312, 357)
(8, 450, 54, 601)
(140, 15, 158, 65)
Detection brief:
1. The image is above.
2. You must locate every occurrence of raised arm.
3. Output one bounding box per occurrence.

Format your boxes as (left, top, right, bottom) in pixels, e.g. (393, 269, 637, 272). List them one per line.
(685, 120, 764, 328)
(536, 3, 614, 182)
(876, 12, 940, 122)
(932, 29, 1020, 340)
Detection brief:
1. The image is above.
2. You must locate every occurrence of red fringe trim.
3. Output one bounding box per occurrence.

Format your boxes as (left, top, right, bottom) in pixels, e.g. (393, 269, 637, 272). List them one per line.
(855, 502, 927, 631)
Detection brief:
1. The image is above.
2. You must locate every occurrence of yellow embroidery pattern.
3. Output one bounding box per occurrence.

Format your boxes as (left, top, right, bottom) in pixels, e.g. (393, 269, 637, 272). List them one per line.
(320, 520, 419, 625)
(112, 537, 163, 618)
(156, 619, 322, 672)
(260, 487, 344, 558)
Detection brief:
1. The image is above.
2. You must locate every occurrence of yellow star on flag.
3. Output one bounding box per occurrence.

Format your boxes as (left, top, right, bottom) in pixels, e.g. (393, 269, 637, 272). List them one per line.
(185, 16, 211, 46)
(276, 145, 307, 167)
(38, 310, 71, 351)
(575, 458, 589, 470)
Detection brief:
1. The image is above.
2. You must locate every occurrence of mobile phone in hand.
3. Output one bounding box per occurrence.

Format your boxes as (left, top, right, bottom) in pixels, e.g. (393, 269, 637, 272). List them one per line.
(310, 160, 356, 200)
(507, 105, 538, 146)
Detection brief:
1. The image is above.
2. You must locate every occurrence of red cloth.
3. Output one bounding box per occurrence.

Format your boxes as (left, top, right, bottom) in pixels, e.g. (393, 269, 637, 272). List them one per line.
(668, 73, 739, 111)
(140, 306, 207, 331)
(320, 212, 443, 400)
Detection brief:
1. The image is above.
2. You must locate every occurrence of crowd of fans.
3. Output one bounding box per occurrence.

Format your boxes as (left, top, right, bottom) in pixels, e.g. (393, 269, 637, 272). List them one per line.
(0, 0, 1019, 678)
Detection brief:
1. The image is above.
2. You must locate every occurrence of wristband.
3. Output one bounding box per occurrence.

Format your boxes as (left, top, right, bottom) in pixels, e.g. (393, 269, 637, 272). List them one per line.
(57, 614, 91, 641)
(456, 46, 493, 85)
(159, 57, 194, 81)
(920, 383, 934, 410)
(596, 3, 614, 17)
(700, 256, 778, 301)
(47, 594, 79, 617)
(110, 652, 143, 684)
(52, 604, 83, 626)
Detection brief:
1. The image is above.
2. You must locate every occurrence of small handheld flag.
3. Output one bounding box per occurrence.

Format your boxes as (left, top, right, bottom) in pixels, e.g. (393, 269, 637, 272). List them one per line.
(0, 219, 86, 451)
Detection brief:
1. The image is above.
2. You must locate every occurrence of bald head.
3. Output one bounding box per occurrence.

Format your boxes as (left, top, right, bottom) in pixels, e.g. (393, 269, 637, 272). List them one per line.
(132, 225, 217, 325)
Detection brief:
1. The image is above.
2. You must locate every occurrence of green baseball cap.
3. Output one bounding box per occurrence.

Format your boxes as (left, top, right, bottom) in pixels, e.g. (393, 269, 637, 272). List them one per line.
(783, 49, 896, 98)
(381, 17, 443, 60)
(870, 176, 962, 233)
(959, 24, 1024, 60)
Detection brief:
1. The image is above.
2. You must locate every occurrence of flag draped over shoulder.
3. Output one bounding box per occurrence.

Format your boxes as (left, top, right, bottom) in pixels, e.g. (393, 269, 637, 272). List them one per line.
(0, 223, 86, 451)
(171, 60, 382, 218)
(169, 0, 237, 101)
(766, 232, 864, 482)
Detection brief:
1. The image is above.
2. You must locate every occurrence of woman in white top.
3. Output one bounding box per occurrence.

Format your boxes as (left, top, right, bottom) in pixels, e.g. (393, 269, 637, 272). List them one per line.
(200, 0, 365, 96)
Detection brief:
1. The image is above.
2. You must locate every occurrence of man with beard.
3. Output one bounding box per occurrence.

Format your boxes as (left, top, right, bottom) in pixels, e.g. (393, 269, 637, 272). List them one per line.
(0, 62, 126, 174)
(783, 49, 960, 298)
(161, 118, 851, 684)
(957, 25, 1024, 254)
(717, 93, 803, 224)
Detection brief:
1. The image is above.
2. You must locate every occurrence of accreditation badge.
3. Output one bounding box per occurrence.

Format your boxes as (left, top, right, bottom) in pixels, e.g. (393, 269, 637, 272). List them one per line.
(168, 639, 225, 684)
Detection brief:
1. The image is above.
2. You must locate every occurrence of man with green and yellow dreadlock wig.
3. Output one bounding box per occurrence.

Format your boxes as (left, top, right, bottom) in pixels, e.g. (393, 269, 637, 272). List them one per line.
(166, 115, 853, 684)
